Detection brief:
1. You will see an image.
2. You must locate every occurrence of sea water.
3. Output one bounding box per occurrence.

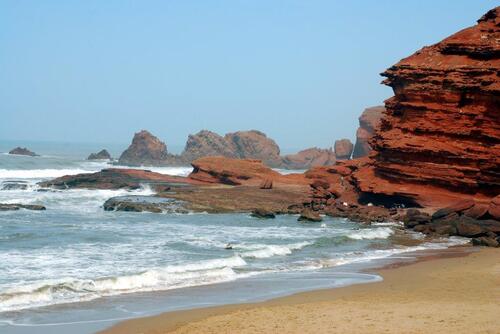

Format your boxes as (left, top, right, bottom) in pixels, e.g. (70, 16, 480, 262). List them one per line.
(0, 142, 468, 333)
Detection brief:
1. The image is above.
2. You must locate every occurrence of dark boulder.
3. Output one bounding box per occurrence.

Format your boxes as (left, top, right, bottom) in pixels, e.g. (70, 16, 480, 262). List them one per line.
(471, 237, 499, 248)
(251, 208, 276, 219)
(298, 208, 322, 222)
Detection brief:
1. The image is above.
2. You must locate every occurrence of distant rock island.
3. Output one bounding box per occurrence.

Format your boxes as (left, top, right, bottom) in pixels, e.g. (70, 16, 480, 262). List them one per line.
(116, 114, 379, 169)
(87, 149, 112, 160)
(8, 147, 38, 156)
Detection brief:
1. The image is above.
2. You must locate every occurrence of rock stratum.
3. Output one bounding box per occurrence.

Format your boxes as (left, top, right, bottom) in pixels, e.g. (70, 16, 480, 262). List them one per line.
(354, 7, 500, 208)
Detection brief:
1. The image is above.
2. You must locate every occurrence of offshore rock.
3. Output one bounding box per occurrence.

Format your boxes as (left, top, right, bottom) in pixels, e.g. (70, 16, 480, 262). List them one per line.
(224, 130, 282, 167)
(118, 130, 182, 166)
(87, 149, 111, 160)
(181, 130, 237, 162)
(8, 147, 38, 157)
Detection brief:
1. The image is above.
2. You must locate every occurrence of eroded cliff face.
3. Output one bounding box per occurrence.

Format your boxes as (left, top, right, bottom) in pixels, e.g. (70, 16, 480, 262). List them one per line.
(354, 7, 500, 208)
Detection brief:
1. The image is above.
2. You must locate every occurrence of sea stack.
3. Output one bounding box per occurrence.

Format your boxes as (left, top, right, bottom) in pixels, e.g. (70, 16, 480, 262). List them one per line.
(8, 147, 38, 156)
(354, 7, 500, 207)
(118, 130, 170, 166)
(87, 149, 111, 160)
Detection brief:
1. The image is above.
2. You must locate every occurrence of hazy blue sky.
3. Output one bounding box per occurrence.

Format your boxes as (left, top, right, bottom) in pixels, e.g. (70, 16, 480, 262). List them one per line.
(1, 1, 497, 151)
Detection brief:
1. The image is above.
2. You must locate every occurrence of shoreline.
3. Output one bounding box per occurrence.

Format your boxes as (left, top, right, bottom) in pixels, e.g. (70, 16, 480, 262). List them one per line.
(100, 246, 500, 334)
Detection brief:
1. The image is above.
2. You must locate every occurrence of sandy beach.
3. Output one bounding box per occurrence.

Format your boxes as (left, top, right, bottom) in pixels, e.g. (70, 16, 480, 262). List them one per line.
(101, 247, 500, 334)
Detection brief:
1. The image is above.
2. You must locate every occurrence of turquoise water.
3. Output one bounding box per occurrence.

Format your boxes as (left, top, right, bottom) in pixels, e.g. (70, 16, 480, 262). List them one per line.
(0, 143, 467, 333)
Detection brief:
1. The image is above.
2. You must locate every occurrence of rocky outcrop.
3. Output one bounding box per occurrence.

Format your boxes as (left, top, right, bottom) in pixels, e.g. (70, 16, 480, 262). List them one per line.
(118, 130, 181, 166)
(181, 130, 237, 162)
(404, 198, 500, 246)
(87, 149, 111, 160)
(281, 148, 336, 170)
(0, 203, 45, 211)
(8, 147, 38, 157)
(354, 8, 500, 208)
(352, 106, 384, 159)
(224, 130, 282, 167)
(334, 139, 354, 160)
(39, 168, 202, 190)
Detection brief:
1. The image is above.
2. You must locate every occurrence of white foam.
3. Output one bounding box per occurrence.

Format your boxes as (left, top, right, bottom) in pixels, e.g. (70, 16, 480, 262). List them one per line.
(347, 227, 394, 240)
(324, 236, 470, 268)
(0, 256, 247, 312)
(239, 242, 311, 259)
(0, 168, 96, 180)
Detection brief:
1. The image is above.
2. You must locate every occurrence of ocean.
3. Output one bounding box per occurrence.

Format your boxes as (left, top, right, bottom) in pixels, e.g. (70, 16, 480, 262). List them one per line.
(0, 142, 468, 333)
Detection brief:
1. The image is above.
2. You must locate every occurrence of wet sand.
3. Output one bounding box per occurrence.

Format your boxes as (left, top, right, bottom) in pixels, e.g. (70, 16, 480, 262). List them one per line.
(100, 247, 500, 334)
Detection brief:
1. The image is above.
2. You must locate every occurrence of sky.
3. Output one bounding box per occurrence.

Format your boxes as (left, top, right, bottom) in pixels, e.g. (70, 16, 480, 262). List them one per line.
(0, 1, 497, 152)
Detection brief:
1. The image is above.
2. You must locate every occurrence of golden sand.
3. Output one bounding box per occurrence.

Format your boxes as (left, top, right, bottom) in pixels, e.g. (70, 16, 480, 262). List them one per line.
(101, 248, 500, 334)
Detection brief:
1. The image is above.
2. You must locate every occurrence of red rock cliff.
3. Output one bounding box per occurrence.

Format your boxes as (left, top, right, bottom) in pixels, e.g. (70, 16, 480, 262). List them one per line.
(354, 7, 500, 208)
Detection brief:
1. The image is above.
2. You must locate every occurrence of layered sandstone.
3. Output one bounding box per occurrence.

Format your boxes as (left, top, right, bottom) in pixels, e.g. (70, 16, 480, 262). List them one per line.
(352, 106, 384, 159)
(189, 156, 308, 186)
(354, 7, 500, 208)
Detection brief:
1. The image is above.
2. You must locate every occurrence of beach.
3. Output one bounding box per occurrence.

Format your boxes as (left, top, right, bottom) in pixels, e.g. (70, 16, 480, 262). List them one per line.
(101, 247, 500, 334)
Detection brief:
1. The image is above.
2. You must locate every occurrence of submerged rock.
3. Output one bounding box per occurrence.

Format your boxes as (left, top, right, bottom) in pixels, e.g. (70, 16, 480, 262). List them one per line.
(250, 208, 276, 219)
(8, 147, 38, 157)
(1, 181, 29, 190)
(87, 149, 111, 160)
(0, 203, 46, 211)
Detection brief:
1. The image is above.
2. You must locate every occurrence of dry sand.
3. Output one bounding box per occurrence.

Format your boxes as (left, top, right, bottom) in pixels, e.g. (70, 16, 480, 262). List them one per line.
(100, 247, 500, 334)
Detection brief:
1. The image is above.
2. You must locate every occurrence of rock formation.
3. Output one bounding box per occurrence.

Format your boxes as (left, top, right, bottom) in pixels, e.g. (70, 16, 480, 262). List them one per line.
(87, 149, 111, 160)
(118, 130, 181, 166)
(352, 106, 384, 159)
(334, 139, 354, 160)
(8, 147, 38, 156)
(118, 129, 337, 169)
(281, 148, 336, 170)
(181, 130, 237, 161)
(354, 7, 500, 208)
(224, 130, 282, 167)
